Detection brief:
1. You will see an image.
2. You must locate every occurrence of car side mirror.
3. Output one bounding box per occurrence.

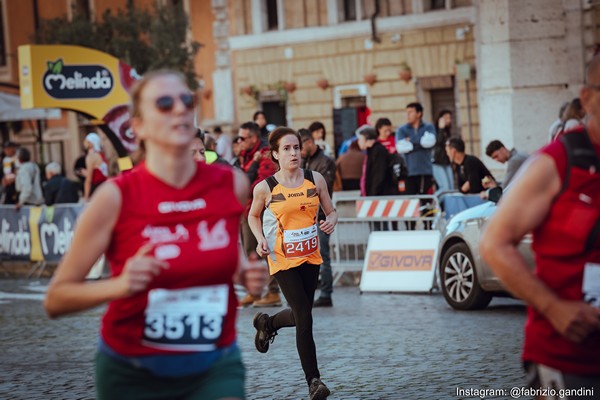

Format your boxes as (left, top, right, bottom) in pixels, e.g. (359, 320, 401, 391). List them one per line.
(487, 186, 503, 203)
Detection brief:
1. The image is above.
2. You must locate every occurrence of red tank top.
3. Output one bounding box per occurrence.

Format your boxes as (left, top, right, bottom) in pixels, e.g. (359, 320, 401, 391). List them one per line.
(91, 152, 108, 186)
(101, 161, 243, 356)
(527, 129, 600, 374)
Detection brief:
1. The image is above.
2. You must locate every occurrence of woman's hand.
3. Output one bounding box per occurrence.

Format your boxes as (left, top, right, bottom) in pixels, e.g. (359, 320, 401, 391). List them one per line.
(240, 258, 269, 297)
(116, 244, 169, 297)
(319, 218, 335, 235)
(438, 116, 446, 129)
(256, 237, 270, 257)
(481, 175, 497, 189)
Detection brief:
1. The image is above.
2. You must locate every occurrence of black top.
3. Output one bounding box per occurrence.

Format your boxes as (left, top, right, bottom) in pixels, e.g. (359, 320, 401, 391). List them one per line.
(43, 175, 80, 206)
(303, 147, 336, 196)
(366, 141, 397, 196)
(454, 154, 493, 194)
(260, 126, 269, 146)
(433, 127, 454, 165)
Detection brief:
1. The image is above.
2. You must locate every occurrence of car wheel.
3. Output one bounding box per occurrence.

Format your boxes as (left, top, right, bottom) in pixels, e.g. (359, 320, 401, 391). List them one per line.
(440, 242, 492, 310)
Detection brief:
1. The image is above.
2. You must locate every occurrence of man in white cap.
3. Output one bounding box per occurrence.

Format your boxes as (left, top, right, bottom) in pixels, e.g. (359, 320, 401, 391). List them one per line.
(83, 132, 108, 201)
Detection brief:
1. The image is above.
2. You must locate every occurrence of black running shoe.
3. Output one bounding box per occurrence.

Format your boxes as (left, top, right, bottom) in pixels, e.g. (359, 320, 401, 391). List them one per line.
(253, 312, 277, 353)
(313, 297, 333, 307)
(309, 378, 331, 400)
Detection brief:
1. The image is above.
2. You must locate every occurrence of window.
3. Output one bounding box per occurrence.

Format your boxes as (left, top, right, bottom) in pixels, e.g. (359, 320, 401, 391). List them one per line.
(430, 0, 446, 10)
(343, 0, 357, 21)
(338, 0, 365, 22)
(0, 1, 6, 67)
(71, 0, 91, 20)
(454, 0, 473, 6)
(261, 100, 287, 127)
(365, 0, 410, 18)
(266, 0, 278, 30)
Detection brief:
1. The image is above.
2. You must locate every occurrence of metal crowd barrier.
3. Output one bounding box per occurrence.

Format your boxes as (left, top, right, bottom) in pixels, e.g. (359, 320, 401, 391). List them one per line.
(330, 192, 443, 285)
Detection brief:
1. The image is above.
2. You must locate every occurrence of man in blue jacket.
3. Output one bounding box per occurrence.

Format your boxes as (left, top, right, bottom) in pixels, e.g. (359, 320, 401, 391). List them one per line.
(395, 102, 436, 196)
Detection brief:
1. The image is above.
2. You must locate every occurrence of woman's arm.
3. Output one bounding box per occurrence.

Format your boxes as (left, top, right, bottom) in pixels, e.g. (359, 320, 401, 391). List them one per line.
(232, 168, 268, 293)
(248, 181, 269, 256)
(83, 153, 95, 200)
(232, 168, 250, 207)
(234, 239, 268, 296)
(44, 182, 168, 318)
(314, 172, 337, 234)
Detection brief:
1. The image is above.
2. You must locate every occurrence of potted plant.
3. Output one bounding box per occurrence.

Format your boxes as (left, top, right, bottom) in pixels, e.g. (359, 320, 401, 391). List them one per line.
(316, 79, 329, 90)
(363, 73, 377, 86)
(283, 81, 297, 93)
(398, 62, 412, 83)
(240, 85, 259, 101)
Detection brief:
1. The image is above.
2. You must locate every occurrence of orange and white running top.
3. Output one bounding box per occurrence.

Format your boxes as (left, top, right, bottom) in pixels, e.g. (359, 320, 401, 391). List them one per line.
(262, 170, 323, 275)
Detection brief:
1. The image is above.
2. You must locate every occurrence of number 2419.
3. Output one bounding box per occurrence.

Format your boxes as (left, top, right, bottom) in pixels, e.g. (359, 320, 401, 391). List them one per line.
(286, 237, 317, 254)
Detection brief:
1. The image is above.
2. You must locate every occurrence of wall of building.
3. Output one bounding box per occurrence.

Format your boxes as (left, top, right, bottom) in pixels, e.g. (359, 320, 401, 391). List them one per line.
(0, 0, 180, 178)
(190, 0, 217, 123)
(3, 1, 36, 84)
(476, 0, 594, 177)
(233, 23, 478, 153)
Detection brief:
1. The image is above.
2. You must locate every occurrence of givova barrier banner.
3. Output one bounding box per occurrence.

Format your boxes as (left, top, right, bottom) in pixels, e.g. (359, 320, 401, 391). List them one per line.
(359, 230, 442, 293)
(0, 204, 83, 262)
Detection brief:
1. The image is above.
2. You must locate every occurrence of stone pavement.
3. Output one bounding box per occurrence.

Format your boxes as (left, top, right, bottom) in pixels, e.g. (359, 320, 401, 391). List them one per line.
(0, 279, 529, 400)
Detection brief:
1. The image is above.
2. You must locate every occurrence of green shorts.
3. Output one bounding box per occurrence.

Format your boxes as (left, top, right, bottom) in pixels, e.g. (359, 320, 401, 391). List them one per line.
(95, 347, 245, 400)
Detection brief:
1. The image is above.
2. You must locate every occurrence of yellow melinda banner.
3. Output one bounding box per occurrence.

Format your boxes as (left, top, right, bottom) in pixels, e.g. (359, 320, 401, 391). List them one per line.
(18, 44, 137, 122)
(19, 44, 139, 157)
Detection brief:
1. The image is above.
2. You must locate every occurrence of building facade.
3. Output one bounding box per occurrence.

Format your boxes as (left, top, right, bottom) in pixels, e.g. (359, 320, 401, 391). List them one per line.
(1, 0, 598, 180)
(226, 0, 477, 156)
(0, 0, 214, 178)
(211, 0, 599, 176)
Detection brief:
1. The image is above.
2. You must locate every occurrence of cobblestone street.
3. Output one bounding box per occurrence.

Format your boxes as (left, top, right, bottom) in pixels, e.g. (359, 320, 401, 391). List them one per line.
(0, 279, 528, 400)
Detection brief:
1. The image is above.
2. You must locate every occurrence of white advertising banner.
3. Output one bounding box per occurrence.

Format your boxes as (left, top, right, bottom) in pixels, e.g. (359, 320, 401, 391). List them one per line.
(359, 231, 441, 293)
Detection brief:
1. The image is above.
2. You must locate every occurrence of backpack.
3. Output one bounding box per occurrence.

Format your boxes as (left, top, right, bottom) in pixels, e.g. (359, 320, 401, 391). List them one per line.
(560, 128, 600, 193)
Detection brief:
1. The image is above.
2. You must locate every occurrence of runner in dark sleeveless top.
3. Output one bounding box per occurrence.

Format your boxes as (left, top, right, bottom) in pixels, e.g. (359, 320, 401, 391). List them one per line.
(248, 127, 338, 400)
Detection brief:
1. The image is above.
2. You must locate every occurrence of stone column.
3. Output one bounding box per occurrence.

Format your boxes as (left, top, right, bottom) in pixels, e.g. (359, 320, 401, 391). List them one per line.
(475, 0, 585, 158)
(212, 0, 234, 124)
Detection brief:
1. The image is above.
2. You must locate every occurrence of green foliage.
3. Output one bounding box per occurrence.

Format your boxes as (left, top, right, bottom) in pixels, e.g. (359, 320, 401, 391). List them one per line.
(34, 2, 201, 89)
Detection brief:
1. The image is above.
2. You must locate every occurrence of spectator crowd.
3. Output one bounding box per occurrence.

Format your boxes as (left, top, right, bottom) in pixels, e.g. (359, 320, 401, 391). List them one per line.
(2, 97, 581, 310)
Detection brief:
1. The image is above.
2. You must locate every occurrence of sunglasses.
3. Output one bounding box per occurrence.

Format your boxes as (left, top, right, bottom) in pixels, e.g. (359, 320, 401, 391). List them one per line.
(155, 93, 195, 113)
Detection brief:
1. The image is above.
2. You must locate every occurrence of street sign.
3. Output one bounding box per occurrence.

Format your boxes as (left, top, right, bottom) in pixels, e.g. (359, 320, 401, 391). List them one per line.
(455, 62, 471, 81)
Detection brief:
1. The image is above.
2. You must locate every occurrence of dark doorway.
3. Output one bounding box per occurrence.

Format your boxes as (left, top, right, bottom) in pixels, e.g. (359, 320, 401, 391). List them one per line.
(333, 95, 368, 156)
(430, 88, 455, 129)
(266, 0, 279, 30)
(261, 100, 287, 128)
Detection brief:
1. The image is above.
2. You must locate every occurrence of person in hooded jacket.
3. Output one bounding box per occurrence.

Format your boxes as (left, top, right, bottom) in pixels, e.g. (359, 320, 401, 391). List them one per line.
(356, 125, 397, 196)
